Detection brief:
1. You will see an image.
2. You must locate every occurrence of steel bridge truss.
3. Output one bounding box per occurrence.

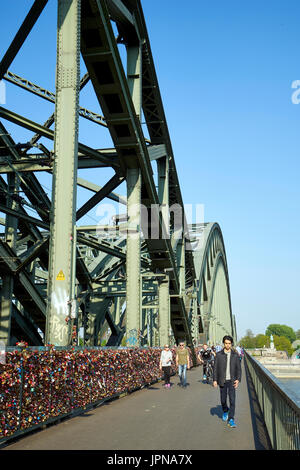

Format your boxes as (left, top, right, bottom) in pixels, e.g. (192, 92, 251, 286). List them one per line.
(0, 0, 236, 359)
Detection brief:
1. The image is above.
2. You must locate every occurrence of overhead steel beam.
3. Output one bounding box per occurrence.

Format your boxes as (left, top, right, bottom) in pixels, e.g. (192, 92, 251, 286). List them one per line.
(148, 144, 167, 162)
(0, 154, 121, 172)
(0, 121, 51, 220)
(77, 232, 150, 269)
(0, 239, 46, 329)
(0, 185, 43, 244)
(95, 259, 125, 280)
(0, 106, 119, 167)
(11, 304, 43, 346)
(15, 236, 49, 274)
(0, 203, 49, 230)
(107, 0, 135, 26)
(77, 177, 127, 205)
(0, 0, 48, 80)
(76, 172, 125, 221)
(3, 70, 107, 128)
(0, 157, 53, 173)
(25, 72, 90, 149)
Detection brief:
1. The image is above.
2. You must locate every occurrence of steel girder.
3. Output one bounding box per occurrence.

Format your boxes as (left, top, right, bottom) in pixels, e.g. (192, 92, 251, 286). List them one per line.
(0, 0, 49, 80)
(0, 1, 234, 359)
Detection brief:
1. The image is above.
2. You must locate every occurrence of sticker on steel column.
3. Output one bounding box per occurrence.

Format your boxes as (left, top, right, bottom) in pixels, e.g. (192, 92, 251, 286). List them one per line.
(56, 270, 66, 281)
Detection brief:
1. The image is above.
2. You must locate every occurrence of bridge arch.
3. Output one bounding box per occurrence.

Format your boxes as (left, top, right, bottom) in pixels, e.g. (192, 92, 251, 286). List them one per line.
(191, 223, 236, 346)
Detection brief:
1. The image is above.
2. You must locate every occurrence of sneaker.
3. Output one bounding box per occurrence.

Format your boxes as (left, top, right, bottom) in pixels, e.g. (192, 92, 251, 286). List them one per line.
(167, 384, 171, 388)
(203, 375, 207, 380)
(227, 419, 236, 428)
(222, 412, 228, 422)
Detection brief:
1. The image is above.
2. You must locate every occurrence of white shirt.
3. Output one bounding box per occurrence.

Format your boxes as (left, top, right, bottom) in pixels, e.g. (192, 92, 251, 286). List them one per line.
(160, 350, 173, 367)
(225, 349, 231, 380)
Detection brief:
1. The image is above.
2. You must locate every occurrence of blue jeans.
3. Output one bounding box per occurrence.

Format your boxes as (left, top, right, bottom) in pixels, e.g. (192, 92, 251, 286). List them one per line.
(178, 364, 187, 386)
(220, 380, 236, 420)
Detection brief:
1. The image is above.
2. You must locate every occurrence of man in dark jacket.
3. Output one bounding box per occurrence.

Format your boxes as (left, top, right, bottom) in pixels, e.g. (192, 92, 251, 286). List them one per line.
(213, 335, 241, 428)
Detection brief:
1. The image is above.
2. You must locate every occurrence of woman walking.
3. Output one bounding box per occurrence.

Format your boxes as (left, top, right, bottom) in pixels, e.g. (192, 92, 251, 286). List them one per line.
(159, 344, 173, 388)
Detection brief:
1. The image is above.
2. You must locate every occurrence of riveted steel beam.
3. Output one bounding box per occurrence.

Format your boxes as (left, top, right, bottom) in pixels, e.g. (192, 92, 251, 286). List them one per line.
(158, 276, 170, 347)
(3, 70, 107, 128)
(45, 0, 81, 346)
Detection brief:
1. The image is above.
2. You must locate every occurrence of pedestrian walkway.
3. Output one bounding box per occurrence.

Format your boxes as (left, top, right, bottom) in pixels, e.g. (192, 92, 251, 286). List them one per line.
(3, 362, 271, 450)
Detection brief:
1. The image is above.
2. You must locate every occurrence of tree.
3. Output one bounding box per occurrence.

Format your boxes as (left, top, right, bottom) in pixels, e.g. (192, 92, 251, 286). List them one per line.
(255, 334, 270, 348)
(273, 335, 293, 357)
(295, 329, 300, 340)
(239, 335, 256, 349)
(265, 324, 296, 344)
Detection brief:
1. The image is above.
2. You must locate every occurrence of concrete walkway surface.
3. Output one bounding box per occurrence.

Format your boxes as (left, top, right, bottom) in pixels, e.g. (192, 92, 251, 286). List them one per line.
(4, 362, 271, 450)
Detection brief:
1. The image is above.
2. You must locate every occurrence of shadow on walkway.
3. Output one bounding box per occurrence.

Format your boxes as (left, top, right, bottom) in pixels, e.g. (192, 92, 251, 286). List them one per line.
(244, 360, 272, 450)
(210, 405, 223, 420)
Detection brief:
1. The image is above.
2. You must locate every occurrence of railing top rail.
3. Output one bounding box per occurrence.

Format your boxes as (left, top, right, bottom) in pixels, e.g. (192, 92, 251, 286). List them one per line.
(245, 351, 300, 415)
(3, 345, 200, 351)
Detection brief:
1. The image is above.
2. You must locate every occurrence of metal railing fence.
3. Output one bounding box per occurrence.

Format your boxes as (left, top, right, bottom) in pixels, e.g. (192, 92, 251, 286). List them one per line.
(244, 351, 300, 450)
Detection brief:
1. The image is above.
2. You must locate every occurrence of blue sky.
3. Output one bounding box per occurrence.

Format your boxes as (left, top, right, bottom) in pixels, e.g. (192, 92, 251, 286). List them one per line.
(0, 1, 299, 339)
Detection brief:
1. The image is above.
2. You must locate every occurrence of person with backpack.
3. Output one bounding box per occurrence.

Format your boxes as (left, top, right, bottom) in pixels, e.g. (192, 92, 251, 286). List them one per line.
(198, 343, 215, 381)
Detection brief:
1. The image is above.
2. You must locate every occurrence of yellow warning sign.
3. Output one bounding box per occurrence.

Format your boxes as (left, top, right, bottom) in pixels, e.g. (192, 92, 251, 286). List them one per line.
(56, 270, 65, 281)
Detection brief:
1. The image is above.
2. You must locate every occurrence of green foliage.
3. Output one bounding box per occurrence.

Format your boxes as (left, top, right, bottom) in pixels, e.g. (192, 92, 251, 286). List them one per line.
(255, 334, 270, 348)
(240, 334, 270, 349)
(239, 335, 256, 349)
(265, 324, 296, 344)
(296, 329, 300, 340)
(240, 331, 293, 356)
(273, 335, 293, 357)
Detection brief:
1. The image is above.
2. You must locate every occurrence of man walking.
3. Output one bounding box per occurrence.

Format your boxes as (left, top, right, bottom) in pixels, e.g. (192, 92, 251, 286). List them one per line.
(213, 335, 241, 428)
(176, 341, 190, 388)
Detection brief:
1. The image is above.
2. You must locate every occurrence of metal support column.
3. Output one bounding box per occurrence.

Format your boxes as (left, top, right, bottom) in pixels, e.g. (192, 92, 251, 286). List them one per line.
(114, 296, 121, 326)
(157, 153, 171, 346)
(157, 155, 169, 205)
(125, 43, 142, 347)
(125, 167, 142, 346)
(0, 173, 19, 345)
(158, 276, 170, 346)
(157, 155, 169, 239)
(177, 238, 186, 297)
(45, 0, 81, 346)
(192, 294, 199, 345)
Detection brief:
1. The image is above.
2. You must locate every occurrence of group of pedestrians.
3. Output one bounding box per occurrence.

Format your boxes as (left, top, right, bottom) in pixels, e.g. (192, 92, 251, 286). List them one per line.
(159, 335, 242, 428)
(159, 341, 190, 388)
